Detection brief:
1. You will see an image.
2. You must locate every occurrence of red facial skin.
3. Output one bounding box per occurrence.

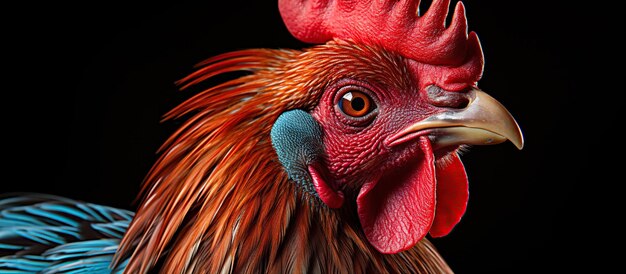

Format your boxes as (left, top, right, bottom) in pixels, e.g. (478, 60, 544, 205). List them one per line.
(311, 78, 437, 188)
(283, 0, 484, 255)
(310, 57, 472, 253)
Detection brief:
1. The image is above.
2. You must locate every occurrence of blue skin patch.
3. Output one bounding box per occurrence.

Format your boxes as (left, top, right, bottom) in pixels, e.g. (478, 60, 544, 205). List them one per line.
(270, 110, 324, 196)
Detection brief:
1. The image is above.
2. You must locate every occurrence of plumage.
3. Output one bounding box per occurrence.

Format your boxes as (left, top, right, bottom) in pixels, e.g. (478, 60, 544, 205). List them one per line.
(0, 193, 130, 273)
(114, 42, 454, 273)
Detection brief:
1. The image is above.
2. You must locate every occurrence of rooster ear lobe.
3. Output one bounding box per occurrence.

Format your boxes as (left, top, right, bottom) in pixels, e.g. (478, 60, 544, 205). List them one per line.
(270, 110, 344, 209)
(271, 109, 324, 174)
(308, 163, 344, 208)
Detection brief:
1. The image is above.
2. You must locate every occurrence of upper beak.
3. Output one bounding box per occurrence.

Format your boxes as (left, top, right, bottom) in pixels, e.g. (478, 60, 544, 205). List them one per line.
(386, 88, 524, 150)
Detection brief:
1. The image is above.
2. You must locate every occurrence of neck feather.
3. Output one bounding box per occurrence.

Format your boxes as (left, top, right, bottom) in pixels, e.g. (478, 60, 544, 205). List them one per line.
(114, 44, 452, 273)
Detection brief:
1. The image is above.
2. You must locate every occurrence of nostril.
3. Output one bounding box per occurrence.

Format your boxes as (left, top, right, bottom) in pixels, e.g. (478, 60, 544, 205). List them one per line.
(425, 85, 470, 109)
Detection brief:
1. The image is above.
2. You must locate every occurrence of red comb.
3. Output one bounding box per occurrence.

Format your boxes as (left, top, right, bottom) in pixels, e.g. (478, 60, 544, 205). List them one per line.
(279, 0, 482, 68)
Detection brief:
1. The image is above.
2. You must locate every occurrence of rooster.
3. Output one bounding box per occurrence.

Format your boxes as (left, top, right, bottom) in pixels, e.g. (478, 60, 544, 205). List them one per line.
(0, 0, 523, 273)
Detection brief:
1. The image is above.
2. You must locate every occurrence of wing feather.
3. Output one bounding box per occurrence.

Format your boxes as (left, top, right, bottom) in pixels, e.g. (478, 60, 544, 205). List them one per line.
(0, 193, 132, 273)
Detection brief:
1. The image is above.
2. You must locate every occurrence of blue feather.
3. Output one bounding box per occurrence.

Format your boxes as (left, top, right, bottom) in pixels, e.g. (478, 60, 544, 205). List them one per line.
(0, 243, 23, 250)
(91, 204, 117, 223)
(0, 211, 47, 227)
(0, 193, 134, 273)
(75, 204, 104, 223)
(44, 240, 119, 260)
(25, 207, 79, 227)
(0, 256, 50, 271)
(40, 204, 91, 221)
(14, 229, 53, 245)
(91, 221, 129, 239)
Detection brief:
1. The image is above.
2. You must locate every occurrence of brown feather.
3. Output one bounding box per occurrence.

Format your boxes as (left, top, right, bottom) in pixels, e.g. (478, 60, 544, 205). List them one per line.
(113, 41, 453, 273)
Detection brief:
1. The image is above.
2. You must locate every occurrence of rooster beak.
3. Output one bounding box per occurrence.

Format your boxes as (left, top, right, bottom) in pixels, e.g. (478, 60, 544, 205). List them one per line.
(387, 88, 524, 150)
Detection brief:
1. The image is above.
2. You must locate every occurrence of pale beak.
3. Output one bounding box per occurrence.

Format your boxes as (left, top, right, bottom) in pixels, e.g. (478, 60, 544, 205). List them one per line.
(387, 88, 524, 150)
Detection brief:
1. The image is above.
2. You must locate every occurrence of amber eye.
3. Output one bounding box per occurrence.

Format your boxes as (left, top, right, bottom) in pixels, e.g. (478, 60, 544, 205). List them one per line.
(338, 90, 374, 117)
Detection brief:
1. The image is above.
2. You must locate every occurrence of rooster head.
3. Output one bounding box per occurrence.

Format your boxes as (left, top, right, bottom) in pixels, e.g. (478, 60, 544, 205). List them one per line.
(271, 0, 524, 254)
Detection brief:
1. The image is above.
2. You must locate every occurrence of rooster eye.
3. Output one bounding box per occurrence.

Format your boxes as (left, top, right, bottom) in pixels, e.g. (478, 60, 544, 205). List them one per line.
(338, 90, 374, 117)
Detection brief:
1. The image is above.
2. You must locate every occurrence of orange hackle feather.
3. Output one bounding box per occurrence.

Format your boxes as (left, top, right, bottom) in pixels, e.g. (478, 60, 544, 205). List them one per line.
(113, 41, 453, 273)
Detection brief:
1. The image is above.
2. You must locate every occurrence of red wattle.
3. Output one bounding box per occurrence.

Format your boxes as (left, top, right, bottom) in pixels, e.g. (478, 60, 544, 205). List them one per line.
(430, 154, 469, 237)
(357, 137, 436, 254)
(356, 138, 470, 253)
(309, 165, 344, 209)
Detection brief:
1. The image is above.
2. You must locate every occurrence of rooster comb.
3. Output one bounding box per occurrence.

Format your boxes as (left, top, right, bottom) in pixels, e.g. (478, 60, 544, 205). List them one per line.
(279, 0, 482, 67)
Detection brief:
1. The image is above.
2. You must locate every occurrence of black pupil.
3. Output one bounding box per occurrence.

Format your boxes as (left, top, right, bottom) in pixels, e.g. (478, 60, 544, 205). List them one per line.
(351, 97, 365, 111)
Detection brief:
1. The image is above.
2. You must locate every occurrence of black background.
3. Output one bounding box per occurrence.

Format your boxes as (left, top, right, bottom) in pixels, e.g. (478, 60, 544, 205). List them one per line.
(2, 1, 621, 273)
